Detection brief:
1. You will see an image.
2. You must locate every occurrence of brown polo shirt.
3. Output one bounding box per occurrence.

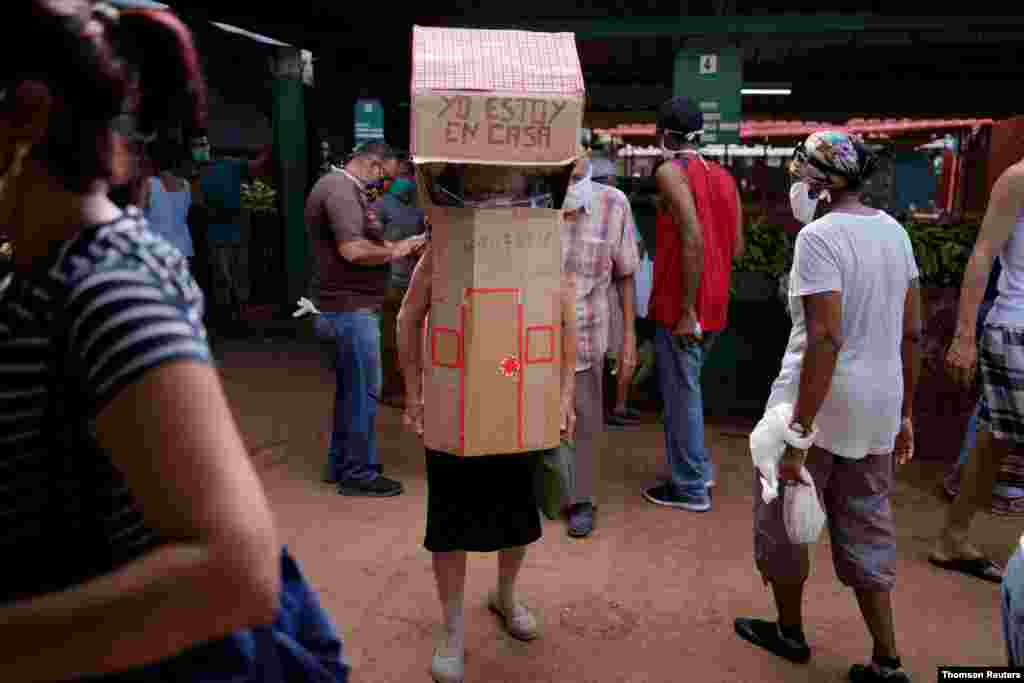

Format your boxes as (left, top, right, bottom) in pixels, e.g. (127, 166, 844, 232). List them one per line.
(305, 170, 389, 312)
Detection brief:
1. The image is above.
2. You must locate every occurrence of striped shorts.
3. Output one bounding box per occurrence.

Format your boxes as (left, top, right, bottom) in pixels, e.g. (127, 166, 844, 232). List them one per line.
(978, 325, 1024, 444)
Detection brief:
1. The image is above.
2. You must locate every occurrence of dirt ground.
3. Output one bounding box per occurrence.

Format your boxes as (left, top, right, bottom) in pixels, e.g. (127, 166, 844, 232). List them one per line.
(218, 340, 1015, 682)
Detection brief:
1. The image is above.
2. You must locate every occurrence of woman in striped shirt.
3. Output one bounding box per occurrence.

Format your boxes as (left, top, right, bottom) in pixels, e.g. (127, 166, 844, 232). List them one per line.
(0, 3, 346, 681)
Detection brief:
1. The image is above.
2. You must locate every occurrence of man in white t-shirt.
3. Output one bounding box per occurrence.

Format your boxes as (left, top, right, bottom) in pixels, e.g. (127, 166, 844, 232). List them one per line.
(735, 132, 921, 683)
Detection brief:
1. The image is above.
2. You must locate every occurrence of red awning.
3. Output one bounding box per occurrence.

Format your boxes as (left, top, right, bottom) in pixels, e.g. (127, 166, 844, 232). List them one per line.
(594, 118, 994, 141)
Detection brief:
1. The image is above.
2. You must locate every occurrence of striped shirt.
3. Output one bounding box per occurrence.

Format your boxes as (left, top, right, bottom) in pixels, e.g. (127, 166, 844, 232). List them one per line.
(0, 208, 212, 603)
(561, 183, 640, 372)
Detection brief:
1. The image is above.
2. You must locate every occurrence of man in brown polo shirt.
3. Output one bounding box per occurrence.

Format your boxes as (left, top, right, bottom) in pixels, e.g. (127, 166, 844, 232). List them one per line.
(306, 141, 425, 496)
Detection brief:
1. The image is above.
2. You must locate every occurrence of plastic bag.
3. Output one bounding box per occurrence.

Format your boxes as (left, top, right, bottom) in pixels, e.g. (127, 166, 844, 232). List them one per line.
(782, 466, 826, 545)
(536, 440, 575, 520)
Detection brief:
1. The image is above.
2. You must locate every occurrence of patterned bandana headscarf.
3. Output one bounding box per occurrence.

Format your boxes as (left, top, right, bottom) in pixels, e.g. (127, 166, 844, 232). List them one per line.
(789, 130, 873, 191)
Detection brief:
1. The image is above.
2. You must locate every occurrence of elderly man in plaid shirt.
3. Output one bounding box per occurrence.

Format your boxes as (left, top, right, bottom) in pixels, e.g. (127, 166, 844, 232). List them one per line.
(561, 153, 641, 538)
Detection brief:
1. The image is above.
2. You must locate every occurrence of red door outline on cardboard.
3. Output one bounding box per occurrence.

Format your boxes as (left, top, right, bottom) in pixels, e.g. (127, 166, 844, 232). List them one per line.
(431, 288, 557, 453)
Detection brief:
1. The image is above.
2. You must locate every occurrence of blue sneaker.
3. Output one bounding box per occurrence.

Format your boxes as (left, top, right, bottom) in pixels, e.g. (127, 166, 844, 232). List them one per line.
(643, 484, 711, 512)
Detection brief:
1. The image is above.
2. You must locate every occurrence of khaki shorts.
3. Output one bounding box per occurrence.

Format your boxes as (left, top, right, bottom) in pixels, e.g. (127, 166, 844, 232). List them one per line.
(753, 447, 896, 592)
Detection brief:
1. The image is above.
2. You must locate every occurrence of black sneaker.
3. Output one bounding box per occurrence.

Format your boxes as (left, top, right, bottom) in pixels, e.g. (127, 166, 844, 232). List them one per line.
(642, 483, 711, 512)
(734, 618, 811, 664)
(338, 476, 404, 497)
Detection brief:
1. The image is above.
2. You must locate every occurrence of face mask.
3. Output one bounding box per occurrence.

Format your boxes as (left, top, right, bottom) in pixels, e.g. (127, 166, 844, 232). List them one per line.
(190, 138, 210, 163)
(564, 170, 593, 212)
(789, 181, 830, 225)
(388, 177, 415, 198)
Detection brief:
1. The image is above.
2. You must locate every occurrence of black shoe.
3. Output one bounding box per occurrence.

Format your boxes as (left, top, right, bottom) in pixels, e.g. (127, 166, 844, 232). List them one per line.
(849, 657, 910, 682)
(567, 502, 595, 538)
(322, 464, 338, 485)
(734, 618, 811, 664)
(337, 476, 404, 497)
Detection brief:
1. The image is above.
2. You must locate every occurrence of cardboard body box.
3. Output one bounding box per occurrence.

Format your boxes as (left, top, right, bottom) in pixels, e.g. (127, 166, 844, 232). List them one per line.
(410, 26, 585, 456)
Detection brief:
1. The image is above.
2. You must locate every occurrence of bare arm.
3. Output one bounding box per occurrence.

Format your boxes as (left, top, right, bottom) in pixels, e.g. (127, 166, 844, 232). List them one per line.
(561, 272, 578, 438)
(733, 186, 745, 261)
(1, 362, 280, 680)
(616, 275, 636, 343)
(655, 161, 703, 313)
(954, 164, 1024, 342)
(398, 244, 433, 415)
(902, 281, 923, 418)
(792, 291, 843, 430)
(338, 239, 401, 266)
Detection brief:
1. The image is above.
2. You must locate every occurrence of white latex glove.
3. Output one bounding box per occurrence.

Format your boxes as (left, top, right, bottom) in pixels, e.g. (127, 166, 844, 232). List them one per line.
(292, 297, 321, 318)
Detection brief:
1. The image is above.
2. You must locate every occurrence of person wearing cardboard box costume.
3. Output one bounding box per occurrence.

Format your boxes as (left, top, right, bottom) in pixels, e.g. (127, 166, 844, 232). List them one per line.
(561, 152, 641, 537)
(397, 165, 577, 683)
(734, 131, 921, 683)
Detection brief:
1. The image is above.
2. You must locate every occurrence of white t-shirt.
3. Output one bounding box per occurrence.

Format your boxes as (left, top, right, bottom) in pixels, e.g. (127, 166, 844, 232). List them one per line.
(766, 210, 920, 459)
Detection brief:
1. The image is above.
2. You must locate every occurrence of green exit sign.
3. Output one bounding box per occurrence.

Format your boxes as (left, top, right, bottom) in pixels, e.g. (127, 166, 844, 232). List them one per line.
(673, 48, 742, 145)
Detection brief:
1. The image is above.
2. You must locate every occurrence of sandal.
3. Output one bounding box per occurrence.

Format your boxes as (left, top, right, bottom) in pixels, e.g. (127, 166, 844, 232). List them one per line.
(734, 618, 811, 664)
(928, 555, 1004, 583)
(849, 656, 910, 682)
(487, 593, 539, 641)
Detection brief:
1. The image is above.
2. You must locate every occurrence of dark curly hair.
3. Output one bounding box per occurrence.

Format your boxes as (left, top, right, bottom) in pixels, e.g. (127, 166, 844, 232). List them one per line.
(2, 1, 207, 192)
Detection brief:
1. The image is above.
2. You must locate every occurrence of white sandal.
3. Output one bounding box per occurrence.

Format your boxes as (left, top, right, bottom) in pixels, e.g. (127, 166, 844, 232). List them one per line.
(487, 593, 539, 641)
(431, 646, 464, 683)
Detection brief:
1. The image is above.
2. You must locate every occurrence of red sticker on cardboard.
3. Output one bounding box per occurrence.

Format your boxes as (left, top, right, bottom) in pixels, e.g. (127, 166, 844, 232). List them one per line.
(499, 356, 521, 378)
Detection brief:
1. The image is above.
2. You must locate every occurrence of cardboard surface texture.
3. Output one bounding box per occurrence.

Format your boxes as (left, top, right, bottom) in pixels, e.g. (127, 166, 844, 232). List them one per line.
(411, 26, 585, 166)
(423, 205, 563, 456)
(412, 26, 584, 456)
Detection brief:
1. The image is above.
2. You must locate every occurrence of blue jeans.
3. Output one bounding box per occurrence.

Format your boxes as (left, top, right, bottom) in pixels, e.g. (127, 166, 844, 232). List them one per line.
(1004, 546, 1024, 666)
(958, 401, 981, 467)
(315, 311, 382, 482)
(81, 548, 350, 681)
(655, 325, 718, 500)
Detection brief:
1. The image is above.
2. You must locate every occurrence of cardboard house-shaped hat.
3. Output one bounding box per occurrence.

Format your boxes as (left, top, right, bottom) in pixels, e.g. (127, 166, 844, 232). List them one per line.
(411, 26, 585, 456)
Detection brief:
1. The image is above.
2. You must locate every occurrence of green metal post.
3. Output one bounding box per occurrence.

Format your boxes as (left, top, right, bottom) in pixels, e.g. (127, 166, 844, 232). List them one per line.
(271, 48, 310, 308)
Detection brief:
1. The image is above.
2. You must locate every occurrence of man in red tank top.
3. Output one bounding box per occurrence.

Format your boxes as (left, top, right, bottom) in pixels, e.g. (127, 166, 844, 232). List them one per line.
(643, 97, 744, 512)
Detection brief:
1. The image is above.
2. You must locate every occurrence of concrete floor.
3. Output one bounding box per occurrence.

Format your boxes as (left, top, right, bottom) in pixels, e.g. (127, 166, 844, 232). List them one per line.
(219, 340, 1016, 682)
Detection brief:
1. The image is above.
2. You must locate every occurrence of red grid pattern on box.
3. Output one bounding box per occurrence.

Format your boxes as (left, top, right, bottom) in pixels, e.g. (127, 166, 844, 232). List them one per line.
(412, 26, 584, 94)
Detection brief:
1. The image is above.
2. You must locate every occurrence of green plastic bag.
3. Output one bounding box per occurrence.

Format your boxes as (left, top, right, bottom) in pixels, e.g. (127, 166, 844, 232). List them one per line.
(536, 439, 575, 520)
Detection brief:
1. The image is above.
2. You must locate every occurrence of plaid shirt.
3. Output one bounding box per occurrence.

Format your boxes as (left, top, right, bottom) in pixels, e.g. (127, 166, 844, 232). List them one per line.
(561, 184, 640, 372)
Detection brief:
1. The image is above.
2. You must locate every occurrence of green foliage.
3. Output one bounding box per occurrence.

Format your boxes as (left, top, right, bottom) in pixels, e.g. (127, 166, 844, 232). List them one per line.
(904, 221, 978, 287)
(734, 212, 980, 288)
(734, 213, 789, 276)
(241, 179, 277, 212)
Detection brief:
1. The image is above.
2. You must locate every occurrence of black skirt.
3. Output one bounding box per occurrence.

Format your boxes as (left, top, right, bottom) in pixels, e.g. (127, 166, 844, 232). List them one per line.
(424, 448, 544, 553)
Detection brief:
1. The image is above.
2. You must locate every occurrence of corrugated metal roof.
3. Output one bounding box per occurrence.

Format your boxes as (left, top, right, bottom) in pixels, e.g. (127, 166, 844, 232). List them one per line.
(595, 118, 995, 140)
(411, 26, 584, 94)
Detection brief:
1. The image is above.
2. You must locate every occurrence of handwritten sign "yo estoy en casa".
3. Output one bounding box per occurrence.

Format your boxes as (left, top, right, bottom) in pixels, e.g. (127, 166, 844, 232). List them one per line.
(440, 96, 569, 150)
(413, 91, 582, 164)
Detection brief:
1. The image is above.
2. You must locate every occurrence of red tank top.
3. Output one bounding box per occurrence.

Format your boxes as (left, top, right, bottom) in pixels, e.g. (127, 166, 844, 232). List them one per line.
(650, 156, 739, 333)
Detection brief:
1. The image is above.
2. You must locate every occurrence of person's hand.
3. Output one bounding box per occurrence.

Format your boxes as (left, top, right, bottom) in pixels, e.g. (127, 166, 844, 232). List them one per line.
(408, 234, 428, 256)
(673, 308, 702, 347)
(946, 334, 977, 388)
(560, 393, 576, 441)
(894, 417, 914, 466)
(618, 333, 638, 382)
(392, 236, 423, 261)
(778, 446, 810, 485)
(402, 401, 424, 439)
